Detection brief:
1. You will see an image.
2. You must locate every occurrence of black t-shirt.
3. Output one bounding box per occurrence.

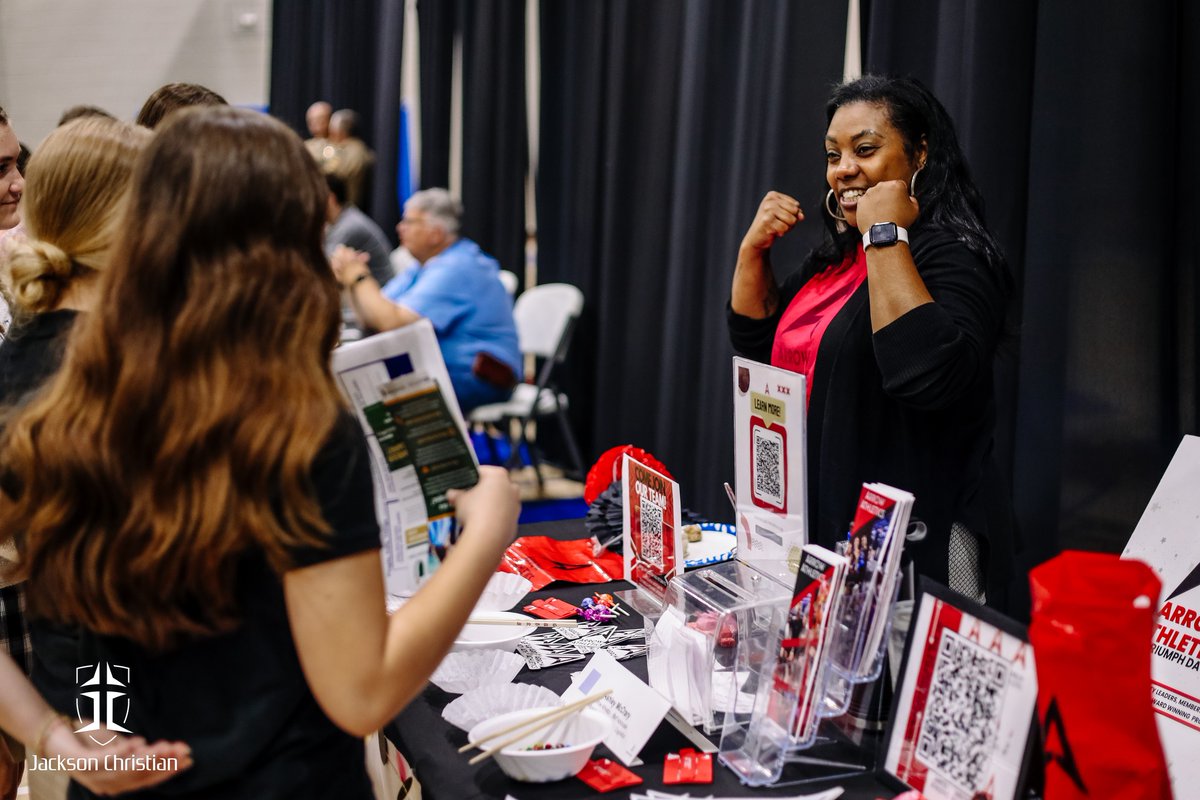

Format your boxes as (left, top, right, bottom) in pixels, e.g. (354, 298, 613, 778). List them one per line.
(0, 309, 78, 404)
(55, 410, 381, 800)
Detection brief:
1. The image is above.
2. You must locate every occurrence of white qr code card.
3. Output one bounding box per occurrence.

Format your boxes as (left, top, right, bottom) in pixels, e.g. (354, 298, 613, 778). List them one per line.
(884, 580, 1038, 800)
(732, 357, 807, 580)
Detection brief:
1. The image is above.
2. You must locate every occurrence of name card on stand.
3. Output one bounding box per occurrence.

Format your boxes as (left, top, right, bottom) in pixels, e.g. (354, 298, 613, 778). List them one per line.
(622, 454, 683, 608)
(732, 357, 807, 585)
(1123, 434, 1200, 794)
(562, 651, 672, 767)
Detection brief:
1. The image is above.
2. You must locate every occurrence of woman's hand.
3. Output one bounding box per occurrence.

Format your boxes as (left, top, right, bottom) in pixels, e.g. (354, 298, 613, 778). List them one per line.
(41, 717, 192, 796)
(854, 179, 919, 233)
(329, 245, 370, 287)
(447, 466, 520, 551)
(740, 191, 803, 252)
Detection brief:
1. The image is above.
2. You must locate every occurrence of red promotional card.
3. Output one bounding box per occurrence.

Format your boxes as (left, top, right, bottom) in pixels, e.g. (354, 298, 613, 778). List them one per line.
(621, 455, 683, 605)
(662, 749, 713, 784)
(575, 758, 642, 792)
(523, 597, 578, 619)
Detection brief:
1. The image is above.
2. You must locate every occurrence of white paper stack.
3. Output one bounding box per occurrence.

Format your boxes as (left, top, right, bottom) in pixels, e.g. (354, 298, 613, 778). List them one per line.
(646, 608, 711, 725)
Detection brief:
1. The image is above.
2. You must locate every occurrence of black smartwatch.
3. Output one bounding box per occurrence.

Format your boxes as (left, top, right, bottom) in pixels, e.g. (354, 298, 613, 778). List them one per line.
(862, 222, 909, 249)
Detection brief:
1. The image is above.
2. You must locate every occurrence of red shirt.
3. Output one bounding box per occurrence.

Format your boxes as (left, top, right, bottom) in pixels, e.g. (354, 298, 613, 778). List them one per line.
(770, 246, 867, 406)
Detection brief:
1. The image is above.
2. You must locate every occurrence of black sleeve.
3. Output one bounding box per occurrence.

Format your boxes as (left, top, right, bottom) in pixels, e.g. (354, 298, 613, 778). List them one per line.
(871, 229, 1009, 411)
(726, 265, 813, 363)
(289, 410, 381, 568)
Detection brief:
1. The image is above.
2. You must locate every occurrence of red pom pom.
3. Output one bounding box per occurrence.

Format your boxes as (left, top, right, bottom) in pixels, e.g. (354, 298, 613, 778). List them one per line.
(583, 445, 674, 504)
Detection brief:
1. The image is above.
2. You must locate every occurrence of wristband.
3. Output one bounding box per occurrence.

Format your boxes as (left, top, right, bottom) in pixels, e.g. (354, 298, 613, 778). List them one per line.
(348, 272, 372, 289)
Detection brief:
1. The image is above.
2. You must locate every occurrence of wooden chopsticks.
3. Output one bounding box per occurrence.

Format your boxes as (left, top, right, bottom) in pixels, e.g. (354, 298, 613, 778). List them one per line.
(459, 689, 612, 765)
(465, 614, 579, 628)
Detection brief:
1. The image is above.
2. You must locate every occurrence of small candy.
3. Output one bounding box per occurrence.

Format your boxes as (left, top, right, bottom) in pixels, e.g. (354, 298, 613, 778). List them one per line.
(593, 593, 616, 607)
(581, 606, 615, 622)
(579, 597, 596, 609)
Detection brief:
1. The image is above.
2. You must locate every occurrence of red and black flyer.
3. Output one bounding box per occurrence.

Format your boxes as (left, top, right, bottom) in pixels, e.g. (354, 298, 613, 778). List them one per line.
(621, 454, 683, 605)
(770, 545, 847, 740)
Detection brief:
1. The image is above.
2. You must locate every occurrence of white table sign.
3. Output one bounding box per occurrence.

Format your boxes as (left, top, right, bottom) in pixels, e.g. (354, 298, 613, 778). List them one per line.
(1123, 434, 1200, 794)
(561, 650, 671, 767)
(732, 357, 806, 584)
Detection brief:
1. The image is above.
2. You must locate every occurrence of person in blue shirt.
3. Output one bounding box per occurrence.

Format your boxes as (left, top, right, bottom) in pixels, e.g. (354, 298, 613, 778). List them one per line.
(331, 188, 521, 413)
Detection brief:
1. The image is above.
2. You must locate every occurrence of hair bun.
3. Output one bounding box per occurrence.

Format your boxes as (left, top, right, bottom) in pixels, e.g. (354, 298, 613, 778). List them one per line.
(5, 238, 74, 313)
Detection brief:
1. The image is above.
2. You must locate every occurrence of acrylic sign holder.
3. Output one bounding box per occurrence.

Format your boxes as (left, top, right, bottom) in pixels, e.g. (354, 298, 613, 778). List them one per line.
(717, 559, 903, 787)
(643, 560, 792, 737)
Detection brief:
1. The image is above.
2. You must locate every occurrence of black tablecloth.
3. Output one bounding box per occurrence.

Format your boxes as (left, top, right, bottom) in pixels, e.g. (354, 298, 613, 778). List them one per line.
(386, 520, 904, 799)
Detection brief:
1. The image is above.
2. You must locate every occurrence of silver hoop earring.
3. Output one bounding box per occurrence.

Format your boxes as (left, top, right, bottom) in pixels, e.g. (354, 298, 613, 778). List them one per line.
(909, 167, 923, 196)
(825, 189, 847, 222)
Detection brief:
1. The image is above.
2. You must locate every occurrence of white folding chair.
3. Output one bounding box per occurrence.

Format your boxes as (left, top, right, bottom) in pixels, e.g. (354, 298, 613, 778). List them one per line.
(498, 269, 519, 297)
(469, 283, 586, 487)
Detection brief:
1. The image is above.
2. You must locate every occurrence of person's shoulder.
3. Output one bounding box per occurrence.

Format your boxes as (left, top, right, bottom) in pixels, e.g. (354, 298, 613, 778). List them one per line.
(908, 221, 959, 248)
(10, 308, 79, 341)
(908, 222, 986, 268)
(316, 409, 364, 462)
(340, 206, 373, 229)
(451, 238, 500, 271)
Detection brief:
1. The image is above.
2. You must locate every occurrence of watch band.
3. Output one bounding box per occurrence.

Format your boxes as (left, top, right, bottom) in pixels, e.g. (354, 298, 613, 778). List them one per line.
(863, 223, 910, 250)
(348, 271, 372, 289)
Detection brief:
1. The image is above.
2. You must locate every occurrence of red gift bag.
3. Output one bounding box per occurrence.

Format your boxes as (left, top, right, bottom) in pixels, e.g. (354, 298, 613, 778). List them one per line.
(1029, 551, 1172, 800)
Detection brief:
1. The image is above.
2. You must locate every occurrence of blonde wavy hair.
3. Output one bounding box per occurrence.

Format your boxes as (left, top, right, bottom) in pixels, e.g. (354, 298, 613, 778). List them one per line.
(1, 108, 344, 651)
(5, 117, 150, 315)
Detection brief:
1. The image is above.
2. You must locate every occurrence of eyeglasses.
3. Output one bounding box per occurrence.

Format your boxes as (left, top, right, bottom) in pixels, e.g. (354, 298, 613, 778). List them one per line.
(397, 216, 428, 227)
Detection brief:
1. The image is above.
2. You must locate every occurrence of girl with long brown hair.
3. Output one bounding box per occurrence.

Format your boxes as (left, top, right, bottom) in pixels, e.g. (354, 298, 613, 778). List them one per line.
(0, 107, 519, 798)
(0, 116, 193, 800)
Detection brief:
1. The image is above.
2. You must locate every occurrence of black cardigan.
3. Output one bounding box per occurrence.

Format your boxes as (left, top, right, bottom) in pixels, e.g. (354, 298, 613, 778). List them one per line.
(728, 223, 1016, 604)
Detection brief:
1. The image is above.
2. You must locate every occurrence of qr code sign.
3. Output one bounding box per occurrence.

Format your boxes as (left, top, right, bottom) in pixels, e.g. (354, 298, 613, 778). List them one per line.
(639, 496, 664, 568)
(915, 629, 1008, 790)
(752, 425, 784, 508)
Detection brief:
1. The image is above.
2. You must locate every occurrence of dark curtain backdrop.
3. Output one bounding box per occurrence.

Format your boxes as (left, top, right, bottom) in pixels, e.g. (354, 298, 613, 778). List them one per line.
(368, 0, 406, 231)
(270, 0, 399, 224)
(537, 1, 848, 519)
(417, 0, 456, 192)
(461, 1, 528, 277)
(865, 0, 1200, 564)
(1017, 0, 1199, 554)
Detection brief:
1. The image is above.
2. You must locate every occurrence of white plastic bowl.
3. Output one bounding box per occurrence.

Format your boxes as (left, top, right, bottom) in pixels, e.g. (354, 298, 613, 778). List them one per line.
(452, 611, 537, 652)
(467, 706, 611, 783)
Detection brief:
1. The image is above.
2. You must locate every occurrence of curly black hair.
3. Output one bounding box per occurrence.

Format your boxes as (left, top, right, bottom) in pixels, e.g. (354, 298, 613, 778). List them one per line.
(813, 75, 1007, 278)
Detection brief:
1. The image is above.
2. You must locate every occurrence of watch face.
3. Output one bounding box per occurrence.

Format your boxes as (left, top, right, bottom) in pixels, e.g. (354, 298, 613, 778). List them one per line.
(870, 222, 898, 246)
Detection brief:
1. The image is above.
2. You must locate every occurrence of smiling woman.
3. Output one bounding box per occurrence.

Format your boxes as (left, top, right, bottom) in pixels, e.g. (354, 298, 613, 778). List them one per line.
(0, 107, 24, 232)
(728, 75, 1017, 611)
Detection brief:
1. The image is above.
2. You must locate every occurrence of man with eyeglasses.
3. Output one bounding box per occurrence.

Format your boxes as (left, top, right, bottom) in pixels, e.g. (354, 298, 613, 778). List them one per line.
(331, 188, 520, 414)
